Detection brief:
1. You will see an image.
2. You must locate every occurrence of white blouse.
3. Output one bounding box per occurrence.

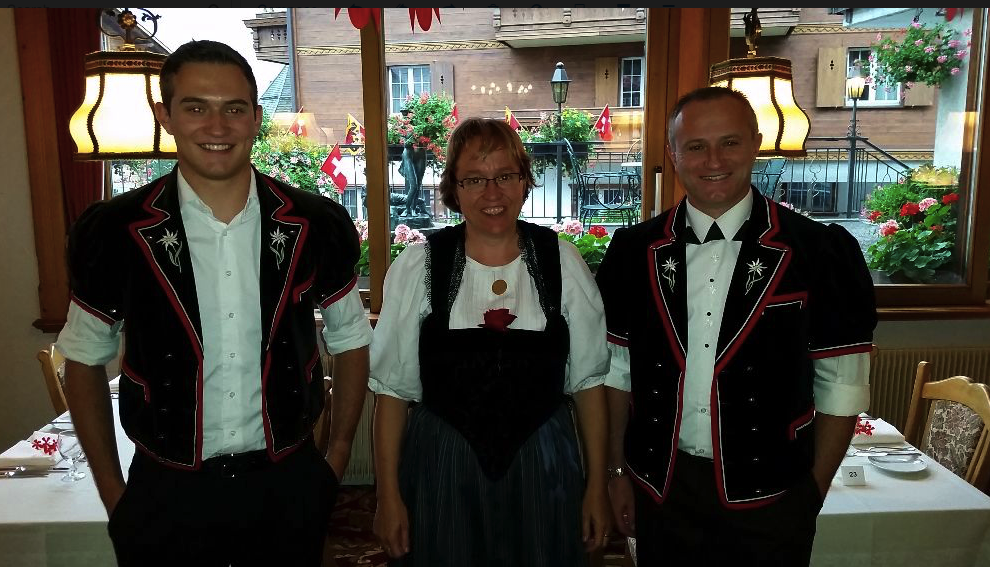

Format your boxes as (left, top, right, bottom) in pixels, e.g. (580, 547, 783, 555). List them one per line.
(369, 239, 610, 401)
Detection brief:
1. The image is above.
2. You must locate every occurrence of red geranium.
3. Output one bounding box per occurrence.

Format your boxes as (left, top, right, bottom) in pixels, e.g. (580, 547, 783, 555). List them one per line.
(867, 210, 882, 222)
(900, 202, 920, 217)
(942, 192, 959, 204)
(588, 225, 608, 238)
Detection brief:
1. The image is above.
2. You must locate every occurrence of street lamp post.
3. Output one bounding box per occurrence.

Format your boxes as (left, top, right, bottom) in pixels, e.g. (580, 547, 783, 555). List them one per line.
(550, 62, 570, 222)
(846, 74, 866, 217)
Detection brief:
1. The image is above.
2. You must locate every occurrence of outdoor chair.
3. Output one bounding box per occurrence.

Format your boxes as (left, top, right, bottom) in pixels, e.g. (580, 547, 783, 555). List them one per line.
(903, 361, 990, 490)
(568, 139, 638, 229)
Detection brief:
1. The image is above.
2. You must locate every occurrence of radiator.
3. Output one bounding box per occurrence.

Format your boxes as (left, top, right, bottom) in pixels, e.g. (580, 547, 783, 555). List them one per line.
(340, 391, 376, 485)
(870, 347, 990, 431)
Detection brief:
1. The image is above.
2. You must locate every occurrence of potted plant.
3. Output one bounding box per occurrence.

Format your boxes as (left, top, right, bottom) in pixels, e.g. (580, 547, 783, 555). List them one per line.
(871, 22, 971, 90)
(386, 91, 457, 167)
(519, 107, 595, 178)
(862, 164, 960, 283)
(551, 219, 611, 273)
(251, 124, 345, 201)
(353, 220, 425, 277)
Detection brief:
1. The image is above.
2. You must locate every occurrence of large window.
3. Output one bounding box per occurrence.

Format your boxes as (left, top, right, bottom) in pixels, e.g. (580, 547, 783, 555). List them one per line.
(620, 56, 643, 107)
(847, 48, 900, 106)
(389, 65, 430, 114)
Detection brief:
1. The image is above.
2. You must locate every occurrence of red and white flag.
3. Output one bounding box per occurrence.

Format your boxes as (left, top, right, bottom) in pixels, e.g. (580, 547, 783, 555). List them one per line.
(451, 103, 459, 125)
(594, 104, 613, 141)
(504, 106, 521, 131)
(288, 107, 307, 137)
(320, 143, 348, 191)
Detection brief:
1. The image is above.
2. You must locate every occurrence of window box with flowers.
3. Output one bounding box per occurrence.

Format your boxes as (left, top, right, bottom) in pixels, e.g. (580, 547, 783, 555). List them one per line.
(870, 21, 971, 91)
(353, 221, 426, 278)
(518, 107, 595, 178)
(551, 219, 611, 273)
(250, 116, 344, 202)
(386, 91, 457, 169)
(862, 165, 961, 283)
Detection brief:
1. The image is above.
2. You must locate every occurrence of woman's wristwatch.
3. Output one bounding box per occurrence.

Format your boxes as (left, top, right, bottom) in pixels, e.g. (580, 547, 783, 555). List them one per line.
(606, 466, 626, 480)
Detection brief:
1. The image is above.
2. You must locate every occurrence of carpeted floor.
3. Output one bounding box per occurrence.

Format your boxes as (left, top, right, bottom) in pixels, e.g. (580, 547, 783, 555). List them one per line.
(324, 486, 634, 567)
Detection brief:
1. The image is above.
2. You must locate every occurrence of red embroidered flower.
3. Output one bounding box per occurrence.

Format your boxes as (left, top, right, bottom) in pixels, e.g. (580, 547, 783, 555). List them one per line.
(942, 192, 959, 204)
(31, 436, 58, 456)
(854, 416, 875, 436)
(588, 225, 608, 238)
(867, 210, 882, 222)
(899, 202, 920, 217)
(478, 308, 517, 332)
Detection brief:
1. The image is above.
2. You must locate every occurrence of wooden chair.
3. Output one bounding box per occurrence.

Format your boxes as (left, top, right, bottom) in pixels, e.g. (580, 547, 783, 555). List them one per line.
(37, 344, 67, 417)
(903, 361, 990, 489)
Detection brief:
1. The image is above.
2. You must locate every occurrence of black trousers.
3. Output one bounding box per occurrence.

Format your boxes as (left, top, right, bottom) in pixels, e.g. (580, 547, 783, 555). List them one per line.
(108, 439, 339, 567)
(634, 451, 822, 567)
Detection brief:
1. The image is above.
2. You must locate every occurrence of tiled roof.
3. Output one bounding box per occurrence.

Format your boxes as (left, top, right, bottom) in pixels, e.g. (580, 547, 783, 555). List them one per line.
(259, 64, 294, 116)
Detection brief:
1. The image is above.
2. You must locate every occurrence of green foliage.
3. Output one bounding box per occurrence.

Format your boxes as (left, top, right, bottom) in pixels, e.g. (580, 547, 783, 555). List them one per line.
(872, 22, 969, 89)
(553, 220, 610, 272)
(863, 164, 960, 282)
(386, 92, 457, 168)
(519, 107, 596, 178)
(257, 108, 274, 140)
(251, 131, 341, 200)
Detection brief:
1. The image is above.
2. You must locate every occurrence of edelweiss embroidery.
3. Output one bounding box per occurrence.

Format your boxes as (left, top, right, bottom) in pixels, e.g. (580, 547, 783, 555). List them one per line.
(157, 229, 183, 271)
(270, 227, 289, 269)
(661, 257, 677, 290)
(745, 259, 765, 294)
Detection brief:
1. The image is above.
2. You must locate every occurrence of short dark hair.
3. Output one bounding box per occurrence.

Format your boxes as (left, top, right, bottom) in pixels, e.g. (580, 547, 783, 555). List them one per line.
(438, 117, 536, 214)
(159, 40, 258, 112)
(666, 86, 759, 149)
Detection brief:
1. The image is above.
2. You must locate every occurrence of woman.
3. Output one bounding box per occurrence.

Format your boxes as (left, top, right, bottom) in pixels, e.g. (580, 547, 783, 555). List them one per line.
(370, 117, 611, 566)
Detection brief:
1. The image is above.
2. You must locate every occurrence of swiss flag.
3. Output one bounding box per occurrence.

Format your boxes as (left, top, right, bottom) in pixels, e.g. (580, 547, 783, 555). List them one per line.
(594, 104, 613, 141)
(288, 109, 307, 137)
(504, 106, 521, 131)
(320, 143, 348, 191)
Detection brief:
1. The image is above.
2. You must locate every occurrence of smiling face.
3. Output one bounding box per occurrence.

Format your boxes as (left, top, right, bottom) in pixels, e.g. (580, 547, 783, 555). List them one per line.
(667, 94, 762, 218)
(454, 138, 527, 244)
(153, 62, 261, 192)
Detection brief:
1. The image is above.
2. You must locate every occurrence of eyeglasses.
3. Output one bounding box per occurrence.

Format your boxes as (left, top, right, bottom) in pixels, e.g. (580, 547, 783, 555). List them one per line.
(456, 172, 524, 191)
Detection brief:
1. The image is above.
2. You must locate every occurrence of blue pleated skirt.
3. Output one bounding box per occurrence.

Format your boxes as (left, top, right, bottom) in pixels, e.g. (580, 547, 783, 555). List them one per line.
(391, 403, 588, 567)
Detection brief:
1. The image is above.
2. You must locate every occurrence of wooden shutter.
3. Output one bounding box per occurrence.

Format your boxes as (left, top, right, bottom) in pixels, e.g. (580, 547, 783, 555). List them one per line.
(904, 84, 935, 106)
(817, 47, 846, 108)
(430, 61, 454, 98)
(595, 57, 618, 108)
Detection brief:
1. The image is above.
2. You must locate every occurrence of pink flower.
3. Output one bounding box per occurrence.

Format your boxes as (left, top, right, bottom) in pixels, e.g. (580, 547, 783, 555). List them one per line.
(965, 28, 972, 37)
(905, 81, 915, 90)
(419, 92, 429, 104)
(563, 219, 583, 236)
(924, 46, 935, 53)
(918, 197, 938, 212)
(407, 229, 426, 244)
(957, 50, 968, 59)
(876, 32, 883, 42)
(938, 55, 949, 63)
(879, 220, 899, 237)
(914, 39, 924, 46)
(951, 67, 961, 75)
(904, 65, 913, 72)
(911, 21, 922, 29)
(948, 39, 961, 48)
(393, 224, 411, 244)
(551, 223, 564, 233)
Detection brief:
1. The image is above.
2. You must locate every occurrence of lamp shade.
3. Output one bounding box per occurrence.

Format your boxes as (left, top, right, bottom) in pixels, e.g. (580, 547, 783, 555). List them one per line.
(69, 50, 176, 160)
(710, 56, 810, 157)
(550, 62, 570, 105)
(846, 76, 866, 100)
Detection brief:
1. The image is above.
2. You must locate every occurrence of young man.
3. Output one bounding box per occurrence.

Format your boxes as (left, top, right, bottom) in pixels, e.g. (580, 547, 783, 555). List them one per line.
(56, 40, 372, 566)
(598, 86, 876, 565)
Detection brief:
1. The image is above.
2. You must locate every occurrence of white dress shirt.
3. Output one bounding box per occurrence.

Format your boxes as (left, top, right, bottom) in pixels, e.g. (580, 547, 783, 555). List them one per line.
(605, 193, 870, 459)
(56, 169, 371, 458)
(369, 240, 610, 401)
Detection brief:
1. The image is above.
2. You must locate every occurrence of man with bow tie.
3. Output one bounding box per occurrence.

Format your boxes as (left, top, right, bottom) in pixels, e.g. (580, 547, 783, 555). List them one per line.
(597, 87, 876, 565)
(55, 40, 372, 566)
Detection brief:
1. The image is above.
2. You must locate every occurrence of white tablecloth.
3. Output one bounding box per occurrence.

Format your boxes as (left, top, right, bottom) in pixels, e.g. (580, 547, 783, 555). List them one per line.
(812, 452, 990, 566)
(0, 402, 133, 567)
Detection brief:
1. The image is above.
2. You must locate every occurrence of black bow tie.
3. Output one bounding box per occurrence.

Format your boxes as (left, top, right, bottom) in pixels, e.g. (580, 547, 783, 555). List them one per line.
(683, 223, 725, 245)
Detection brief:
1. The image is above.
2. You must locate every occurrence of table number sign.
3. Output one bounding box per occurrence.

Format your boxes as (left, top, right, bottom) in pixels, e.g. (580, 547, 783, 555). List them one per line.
(840, 464, 867, 486)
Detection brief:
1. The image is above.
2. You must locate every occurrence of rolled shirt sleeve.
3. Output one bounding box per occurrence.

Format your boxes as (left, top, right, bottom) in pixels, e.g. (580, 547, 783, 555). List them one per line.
(559, 241, 609, 393)
(319, 286, 372, 355)
(812, 352, 871, 416)
(55, 301, 123, 366)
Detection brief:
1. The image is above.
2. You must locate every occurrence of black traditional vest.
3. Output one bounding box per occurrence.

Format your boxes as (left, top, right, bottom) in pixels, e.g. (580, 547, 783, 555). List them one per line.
(418, 222, 569, 480)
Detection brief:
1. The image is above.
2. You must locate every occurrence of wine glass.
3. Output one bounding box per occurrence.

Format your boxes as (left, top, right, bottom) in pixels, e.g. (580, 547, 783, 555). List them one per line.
(57, 430, 86, 482)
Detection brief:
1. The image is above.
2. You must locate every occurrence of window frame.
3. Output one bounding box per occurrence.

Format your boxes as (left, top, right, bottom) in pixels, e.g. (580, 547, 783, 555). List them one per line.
(387, 64, 431, 114)
(846, 47, 901, 107)
(620, 56, 645, 108)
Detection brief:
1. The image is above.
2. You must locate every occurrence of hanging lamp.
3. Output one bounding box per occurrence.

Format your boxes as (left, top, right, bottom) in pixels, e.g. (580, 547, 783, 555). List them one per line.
(710, 8, 810, 156)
